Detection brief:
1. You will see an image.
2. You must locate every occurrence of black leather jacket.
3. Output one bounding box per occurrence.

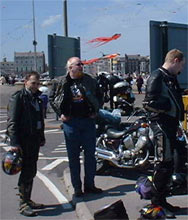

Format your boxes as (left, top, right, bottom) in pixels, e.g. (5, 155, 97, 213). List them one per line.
(144, 67, 184, 121)
(7, 88, 45, 146)
(49, 73, 103, 116)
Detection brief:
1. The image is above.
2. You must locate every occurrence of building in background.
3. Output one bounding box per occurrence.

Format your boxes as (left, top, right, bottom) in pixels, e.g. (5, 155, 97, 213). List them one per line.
(0, 57, 15, 76)
(14, 51, 46, 76)
(83, 54, 150, 76)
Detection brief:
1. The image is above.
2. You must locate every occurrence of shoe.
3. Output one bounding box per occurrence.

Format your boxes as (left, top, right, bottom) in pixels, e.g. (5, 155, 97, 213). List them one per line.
(28, 200, 44, 209)
(163, 208, 176, 219)
(20, 203, 37, 217)
(84, 186, 103, 194)
(74, 189, 84, 197)
(161, 200, 180, 212)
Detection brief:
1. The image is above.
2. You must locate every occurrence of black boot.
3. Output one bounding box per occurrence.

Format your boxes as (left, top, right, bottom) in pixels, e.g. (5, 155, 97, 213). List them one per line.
(19, 184, 37, 217)
(160, 197, 180, 212)
(27, 182, 44, 209)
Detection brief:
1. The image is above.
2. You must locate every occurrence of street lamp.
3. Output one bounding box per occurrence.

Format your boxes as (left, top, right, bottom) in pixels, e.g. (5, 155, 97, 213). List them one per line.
(32, 0, 37, 71)
(63, 0, 68, 37)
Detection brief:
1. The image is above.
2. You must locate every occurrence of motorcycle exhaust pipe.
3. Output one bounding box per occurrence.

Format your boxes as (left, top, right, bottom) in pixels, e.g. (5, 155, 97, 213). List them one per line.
(96, 147, 117, 160)
(96, 147, 134, 168)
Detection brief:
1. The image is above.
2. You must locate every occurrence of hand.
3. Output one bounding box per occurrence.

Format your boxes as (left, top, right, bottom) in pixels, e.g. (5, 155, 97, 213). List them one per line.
(11, 146, 22, 155)
(184, 89, 188, 95)
(60, 114, 71, 122)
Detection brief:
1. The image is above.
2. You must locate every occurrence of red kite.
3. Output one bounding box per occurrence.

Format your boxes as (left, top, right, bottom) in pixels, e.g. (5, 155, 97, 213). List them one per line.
(87, 34, 121, 47)
(102, 53, 120, 59)
(82, 58, 100, 65)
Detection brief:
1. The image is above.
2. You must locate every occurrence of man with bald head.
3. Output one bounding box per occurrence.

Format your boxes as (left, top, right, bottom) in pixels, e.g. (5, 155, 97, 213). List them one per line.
(50, 57, 103, 197)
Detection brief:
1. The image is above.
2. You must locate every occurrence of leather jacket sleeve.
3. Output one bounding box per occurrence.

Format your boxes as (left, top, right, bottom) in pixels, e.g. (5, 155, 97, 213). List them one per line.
(7, 92, 23, 146)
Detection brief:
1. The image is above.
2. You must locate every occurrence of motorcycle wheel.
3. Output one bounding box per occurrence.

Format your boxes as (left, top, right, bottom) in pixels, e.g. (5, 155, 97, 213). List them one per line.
(96, 157, 109, 174)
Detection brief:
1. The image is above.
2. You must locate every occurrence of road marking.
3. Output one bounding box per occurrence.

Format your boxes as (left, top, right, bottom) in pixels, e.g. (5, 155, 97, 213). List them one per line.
(45, 129, 60, 133)
(57, 144, 66, 147)
(36, 171, 72, 209)
(39, 156, 68, 160)
(42, 158, 69, 170)
(0, 120, 7, 124)
(0, 129, 6, 133)
(53, 148, 67, 151)
(52, 151, 67, 153)
(0, 143, 8, 147)
(3, 146, 12, 151)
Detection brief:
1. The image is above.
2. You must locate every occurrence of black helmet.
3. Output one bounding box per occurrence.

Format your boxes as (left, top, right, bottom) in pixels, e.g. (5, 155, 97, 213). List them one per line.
(139, 204, 166, 219)
(2, 149, 22, 175)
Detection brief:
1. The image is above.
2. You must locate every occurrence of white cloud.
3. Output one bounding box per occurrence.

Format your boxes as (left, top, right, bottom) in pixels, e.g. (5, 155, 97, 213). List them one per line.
(41, 14, 61, 27)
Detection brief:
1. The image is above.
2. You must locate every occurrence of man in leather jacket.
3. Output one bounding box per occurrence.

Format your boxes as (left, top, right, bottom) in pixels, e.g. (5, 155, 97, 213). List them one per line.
(49, 57, 103, 197)
(143, 49, 185, 218)
(7, 71, 45, 217)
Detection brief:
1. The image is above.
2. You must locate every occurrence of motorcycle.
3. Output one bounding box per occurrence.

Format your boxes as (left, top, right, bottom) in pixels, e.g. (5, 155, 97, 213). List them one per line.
(96, 109, 153, 173)
(95, 109, 188, 176)
(113, 81, 135, 115)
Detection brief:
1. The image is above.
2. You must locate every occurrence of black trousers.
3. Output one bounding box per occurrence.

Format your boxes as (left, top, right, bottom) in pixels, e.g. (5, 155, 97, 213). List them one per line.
(18, 135, 40, 186)
(150, 116, 178, 202)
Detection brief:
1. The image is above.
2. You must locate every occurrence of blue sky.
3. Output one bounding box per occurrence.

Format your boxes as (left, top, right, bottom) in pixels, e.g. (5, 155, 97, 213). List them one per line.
(1, 0, 188, 63)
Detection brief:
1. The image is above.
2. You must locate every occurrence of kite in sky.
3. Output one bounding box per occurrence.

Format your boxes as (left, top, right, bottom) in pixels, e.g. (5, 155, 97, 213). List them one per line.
(82, 58, 100, 65)
(102, 53, 120, 59)
(87, 33, 121, 47)
(82, 53, 120, 65)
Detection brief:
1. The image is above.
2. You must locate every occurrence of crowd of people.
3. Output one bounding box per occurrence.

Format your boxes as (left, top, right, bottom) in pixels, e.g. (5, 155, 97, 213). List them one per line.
(4, 49, 187, 218)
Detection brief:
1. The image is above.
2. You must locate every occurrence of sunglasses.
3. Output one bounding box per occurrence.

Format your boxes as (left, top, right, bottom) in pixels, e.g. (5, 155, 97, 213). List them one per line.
(75, 63, 83, 66)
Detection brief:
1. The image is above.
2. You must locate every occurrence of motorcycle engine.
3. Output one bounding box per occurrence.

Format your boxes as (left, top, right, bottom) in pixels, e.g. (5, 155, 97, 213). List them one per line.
(123, 134, 135, 150)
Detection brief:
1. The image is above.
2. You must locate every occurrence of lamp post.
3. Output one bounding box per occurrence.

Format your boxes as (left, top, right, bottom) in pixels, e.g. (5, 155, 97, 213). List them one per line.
(32, 0, 37, 71)
(63, 0, 68, 37)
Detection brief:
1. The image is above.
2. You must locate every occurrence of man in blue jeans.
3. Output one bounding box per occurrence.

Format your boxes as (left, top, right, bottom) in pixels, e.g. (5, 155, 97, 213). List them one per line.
(50, 57, 103, 197)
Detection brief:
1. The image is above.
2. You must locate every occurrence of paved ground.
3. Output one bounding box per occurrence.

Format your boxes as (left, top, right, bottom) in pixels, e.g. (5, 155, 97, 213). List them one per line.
(1, 84, 187, 220)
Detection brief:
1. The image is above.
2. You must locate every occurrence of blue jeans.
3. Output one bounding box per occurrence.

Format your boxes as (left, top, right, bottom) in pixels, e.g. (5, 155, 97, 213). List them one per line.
(63, 117, 96, 190)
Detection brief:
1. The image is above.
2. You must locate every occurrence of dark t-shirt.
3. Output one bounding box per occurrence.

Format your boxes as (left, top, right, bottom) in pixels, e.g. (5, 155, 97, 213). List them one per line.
(70, 81, 90, 117)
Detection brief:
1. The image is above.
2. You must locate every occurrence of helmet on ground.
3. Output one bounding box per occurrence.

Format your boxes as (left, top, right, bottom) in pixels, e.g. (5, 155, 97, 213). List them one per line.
(139, 204, 166, 219)
(2, 149, 22, 175)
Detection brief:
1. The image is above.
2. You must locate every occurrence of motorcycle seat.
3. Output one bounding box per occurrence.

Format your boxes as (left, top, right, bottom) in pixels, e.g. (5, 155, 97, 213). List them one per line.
(106, 123, 141, 139)
(106, 128, 128, 139)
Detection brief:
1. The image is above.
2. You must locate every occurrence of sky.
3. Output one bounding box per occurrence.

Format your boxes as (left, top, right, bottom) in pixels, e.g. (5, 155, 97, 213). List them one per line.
(1, 0, 188, 63)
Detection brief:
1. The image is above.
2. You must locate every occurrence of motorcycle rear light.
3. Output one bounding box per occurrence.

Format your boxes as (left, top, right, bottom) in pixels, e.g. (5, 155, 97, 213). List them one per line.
(141, 123, 149, 128)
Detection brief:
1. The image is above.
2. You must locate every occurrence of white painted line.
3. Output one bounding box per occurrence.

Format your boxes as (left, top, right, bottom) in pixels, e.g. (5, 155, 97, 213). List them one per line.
(39, 152, 44, 156)
(42, 158, 68, 170)
(0, 143, 8, 147)
(39, 156, 68, 160)
(3, 146, 12, 151)
(45, 129, 60, 133)
(36, 171, 72, 209)
(57, 144, 66, 147)
(54, 148, 67, 151)
(45, 118, 57, 122)
(0, 116, 7, 119)
(0, 134, 6, 139)
(46, 131, 62, 134)
(52, 150, 67, 153)
(0, 121, 7, 124)
(0, 129, 6, 133)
